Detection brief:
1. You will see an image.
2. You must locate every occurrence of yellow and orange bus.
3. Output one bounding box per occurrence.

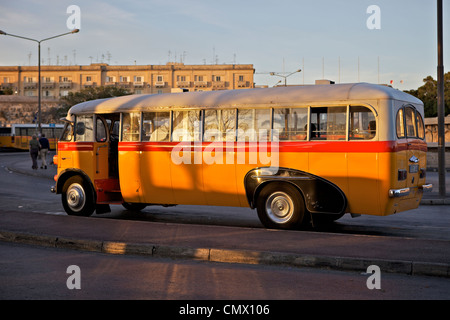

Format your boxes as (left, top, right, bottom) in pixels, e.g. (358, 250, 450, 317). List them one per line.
(0, 124, 64, 150)
(51, 83, 432, 229)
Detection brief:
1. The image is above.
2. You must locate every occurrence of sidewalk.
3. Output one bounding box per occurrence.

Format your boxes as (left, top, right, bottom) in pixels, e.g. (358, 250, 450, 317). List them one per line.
(2, 152, 450, 278)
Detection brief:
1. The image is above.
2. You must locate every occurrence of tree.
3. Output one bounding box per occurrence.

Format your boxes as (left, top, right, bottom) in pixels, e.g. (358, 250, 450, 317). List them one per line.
(58, 86, 131, 118)
(404, 72, 450, 117)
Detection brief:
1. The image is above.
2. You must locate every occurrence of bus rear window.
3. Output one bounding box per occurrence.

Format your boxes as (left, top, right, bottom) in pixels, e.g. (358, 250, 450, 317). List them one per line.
(405, 107, 417, 138)
(416, 111, 425, 139)
(396, 108, 405, 138)
(396, 106, 425, 140)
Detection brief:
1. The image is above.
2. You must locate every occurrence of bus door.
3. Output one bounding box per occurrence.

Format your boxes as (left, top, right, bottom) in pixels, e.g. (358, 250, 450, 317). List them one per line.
(94, 114, 121, 204)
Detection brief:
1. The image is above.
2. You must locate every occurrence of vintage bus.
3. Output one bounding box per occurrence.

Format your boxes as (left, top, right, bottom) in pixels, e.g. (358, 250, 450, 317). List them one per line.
(51, 83, 432, 229)
(0, 124, 64, 150)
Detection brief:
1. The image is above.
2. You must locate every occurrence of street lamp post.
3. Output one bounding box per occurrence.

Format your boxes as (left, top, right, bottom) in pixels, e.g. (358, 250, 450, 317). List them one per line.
(0, 29, 79, 134)
(270, 69, 302, 86)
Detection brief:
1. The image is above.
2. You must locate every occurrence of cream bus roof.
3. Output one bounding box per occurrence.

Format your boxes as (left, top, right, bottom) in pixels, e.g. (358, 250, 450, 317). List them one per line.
(67, 83, 422, 118)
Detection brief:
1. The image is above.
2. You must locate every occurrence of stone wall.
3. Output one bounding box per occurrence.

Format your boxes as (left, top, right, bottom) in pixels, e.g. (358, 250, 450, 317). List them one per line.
(0, 96, 61, 126)
(425, 116, 450, 143)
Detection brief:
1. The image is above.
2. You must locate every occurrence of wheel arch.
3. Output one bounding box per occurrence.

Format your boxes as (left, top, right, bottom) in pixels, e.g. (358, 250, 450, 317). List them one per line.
(55, 168, 95, 198)
(244, 167, 347, 215)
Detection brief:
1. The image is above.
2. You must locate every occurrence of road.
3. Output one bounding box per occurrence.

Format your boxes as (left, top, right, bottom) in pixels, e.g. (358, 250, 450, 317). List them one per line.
(1, 152, 450, 301)
(2, 242, 450, 300)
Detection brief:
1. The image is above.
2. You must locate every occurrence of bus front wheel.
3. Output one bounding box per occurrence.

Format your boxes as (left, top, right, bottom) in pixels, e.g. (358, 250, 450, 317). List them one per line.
(62, 176, 95, 217)
(256, 183, 305, 229)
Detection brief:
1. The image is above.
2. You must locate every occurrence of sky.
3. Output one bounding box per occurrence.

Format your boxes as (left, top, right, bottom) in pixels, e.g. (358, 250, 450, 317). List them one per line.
(0, 0, 448, 90)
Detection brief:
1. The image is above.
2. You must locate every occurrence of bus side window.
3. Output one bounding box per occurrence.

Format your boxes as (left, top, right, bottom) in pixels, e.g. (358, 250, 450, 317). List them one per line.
(172, 110, 201, 142)
(204, 109, 236, 142)
(349, 106, 376, 140)
(142, 112, 170, 142)
(122, 113, 141, 142)
(204, 110, 220, 142)
(237, 109, 271, 142)
(310, 107, 346, 140)
(273, 108, 307, 141)
(75, 115, 93, 142)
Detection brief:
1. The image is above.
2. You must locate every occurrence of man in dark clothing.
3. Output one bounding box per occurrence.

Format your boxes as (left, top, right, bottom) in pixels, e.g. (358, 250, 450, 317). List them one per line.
(29, 135, 40, 170)
(39, 133, 50, 169)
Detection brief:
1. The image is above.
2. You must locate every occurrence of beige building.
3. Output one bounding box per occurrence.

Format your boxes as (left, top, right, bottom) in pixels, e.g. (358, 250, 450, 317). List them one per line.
(0, 62, 255, 98)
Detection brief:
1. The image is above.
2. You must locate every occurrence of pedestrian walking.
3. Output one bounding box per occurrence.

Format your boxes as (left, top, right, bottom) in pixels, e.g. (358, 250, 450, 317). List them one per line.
(39, 133, 50, 169)
(29, 134, 40, 170)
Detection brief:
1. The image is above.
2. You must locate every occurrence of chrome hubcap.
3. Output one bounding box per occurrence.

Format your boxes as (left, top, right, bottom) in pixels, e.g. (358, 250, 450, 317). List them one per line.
(66, 183, 85, 212)
(265, 191, 294, 223)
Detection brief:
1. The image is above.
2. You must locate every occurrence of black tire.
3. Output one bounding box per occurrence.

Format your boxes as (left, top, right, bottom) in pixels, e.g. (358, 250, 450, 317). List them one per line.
(256, 182, 305, 229)
(122, 202, 147, 212)
(61, 176, 95, 217)
(312, 212, 345, 225)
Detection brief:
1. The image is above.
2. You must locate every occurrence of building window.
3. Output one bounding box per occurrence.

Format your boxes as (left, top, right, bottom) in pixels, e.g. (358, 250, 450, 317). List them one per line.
(59, 76, 71, 82)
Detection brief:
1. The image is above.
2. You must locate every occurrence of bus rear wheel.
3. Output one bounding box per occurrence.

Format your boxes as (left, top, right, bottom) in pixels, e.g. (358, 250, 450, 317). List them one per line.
(62, 176, 95, 217)
(256, 183, 305, 229)
(122, 202, 147, 212)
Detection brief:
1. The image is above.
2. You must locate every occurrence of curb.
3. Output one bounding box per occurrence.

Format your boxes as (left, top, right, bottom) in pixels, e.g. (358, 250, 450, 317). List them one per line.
(1, 230, 449, 278)
(420, 197, 450, 205)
